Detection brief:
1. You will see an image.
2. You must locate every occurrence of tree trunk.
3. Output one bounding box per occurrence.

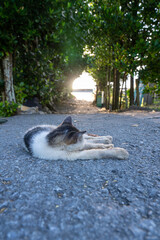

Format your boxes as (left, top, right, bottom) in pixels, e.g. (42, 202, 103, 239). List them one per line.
(108, 65, 111, 110)
(2, 54, 16, 103)
(119, 75, 125, 109)
(105, 66, 108, 108)
(112, 68, 116, 109)
(107, 45, 112, 110)
(130, 74, 134, 106)
(136, 78, 140, 106)
(125, 76, 128, 109)
(0, 60, 3, 80)
(112, 68, 119, 110)
(0, 59, 5, 99)
(115, 69, 120, 109)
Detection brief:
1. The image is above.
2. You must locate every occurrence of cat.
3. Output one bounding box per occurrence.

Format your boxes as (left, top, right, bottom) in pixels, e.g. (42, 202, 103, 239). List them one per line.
(24, 116, 129, 160)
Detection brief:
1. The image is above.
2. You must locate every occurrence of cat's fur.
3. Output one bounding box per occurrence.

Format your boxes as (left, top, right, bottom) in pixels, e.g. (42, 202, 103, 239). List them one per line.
(24, 116, 129, 160)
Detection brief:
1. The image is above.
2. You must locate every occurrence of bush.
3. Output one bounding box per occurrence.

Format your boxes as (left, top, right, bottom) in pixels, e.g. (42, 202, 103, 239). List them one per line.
(0, 101, 19, 117)
(14, 82, 27, 104)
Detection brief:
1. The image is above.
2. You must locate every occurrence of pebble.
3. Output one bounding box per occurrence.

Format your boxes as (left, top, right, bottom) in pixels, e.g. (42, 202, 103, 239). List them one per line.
(7, 231, 19, 240)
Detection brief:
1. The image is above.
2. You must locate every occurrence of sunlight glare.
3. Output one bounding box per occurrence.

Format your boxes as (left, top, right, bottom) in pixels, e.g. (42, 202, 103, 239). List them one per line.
(72, 72, 96, 90)
(72, 72, 96, 102)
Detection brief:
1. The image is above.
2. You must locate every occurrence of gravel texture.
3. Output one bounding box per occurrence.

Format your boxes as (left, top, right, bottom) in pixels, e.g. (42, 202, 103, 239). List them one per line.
(0, 113, 160, 240)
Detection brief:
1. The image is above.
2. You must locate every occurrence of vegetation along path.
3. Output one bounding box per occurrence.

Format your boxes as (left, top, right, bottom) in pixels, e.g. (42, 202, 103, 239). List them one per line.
(0, 111, 160, 240)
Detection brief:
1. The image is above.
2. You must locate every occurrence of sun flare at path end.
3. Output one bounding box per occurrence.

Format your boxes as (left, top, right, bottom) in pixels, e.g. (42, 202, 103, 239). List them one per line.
(72, 72, 96, 102)
(72, 72, 96, 90)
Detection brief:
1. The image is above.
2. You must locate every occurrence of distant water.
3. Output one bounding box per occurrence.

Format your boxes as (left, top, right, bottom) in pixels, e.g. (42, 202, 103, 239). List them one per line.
(71, 90, 95, 102)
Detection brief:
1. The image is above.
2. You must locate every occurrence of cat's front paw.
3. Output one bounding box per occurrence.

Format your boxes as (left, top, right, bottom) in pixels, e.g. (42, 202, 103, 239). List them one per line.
(100, 144, 114, 149)
(114, 148, 129, 160)
(104, 144, 114, 149)
(105, 136, 113, 144)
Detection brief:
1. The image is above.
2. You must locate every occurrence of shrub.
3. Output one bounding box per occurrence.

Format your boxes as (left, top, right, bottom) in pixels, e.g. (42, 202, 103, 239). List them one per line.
(0, 101, 19, 117)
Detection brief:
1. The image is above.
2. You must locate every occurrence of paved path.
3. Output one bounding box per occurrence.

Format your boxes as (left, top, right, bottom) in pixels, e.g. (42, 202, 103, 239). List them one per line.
(56, 98, 160, 124)
(0, 112, 160, 240)
(56, 98, 100, 114)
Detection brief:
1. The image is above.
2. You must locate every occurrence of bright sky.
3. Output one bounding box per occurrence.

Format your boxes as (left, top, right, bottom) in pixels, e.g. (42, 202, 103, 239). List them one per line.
(72, 71, 96, 90)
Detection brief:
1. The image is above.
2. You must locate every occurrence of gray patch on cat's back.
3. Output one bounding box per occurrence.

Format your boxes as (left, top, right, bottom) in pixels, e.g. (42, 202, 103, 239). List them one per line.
(24, 126, 51, 153)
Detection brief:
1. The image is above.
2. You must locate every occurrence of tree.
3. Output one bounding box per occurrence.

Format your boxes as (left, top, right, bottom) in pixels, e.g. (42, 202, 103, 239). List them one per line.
(0, 0, 159, 111)
(0, 0, 87, 106)
(85, 0, 160, 109)
(0, 0, 56, 102)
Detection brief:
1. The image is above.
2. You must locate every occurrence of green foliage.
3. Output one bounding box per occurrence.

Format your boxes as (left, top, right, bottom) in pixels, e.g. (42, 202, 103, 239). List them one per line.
(85, 0, 160, 108)
(0, 0, 87, 108)
(14, 82, 27, 104)
(0, 0, 159, 110)
(143, 82, 160, 95)
(0, 101, 19, 117)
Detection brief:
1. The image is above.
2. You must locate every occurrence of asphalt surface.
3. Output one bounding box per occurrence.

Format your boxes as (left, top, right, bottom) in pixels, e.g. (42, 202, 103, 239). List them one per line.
(0, 113, 160, 240)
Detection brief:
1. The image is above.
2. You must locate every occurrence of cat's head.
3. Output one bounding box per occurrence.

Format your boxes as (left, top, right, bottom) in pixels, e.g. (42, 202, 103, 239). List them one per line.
(47, 116, 86, 146)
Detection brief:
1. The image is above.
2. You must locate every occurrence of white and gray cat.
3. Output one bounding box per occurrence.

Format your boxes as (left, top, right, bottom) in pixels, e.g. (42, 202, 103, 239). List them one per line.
(24, 116, 129, 160)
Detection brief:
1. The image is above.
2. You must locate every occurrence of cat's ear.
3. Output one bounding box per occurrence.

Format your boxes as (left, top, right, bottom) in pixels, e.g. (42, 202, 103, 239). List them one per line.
(79, 131, 86, 136)
(62, 116, 72, 125)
